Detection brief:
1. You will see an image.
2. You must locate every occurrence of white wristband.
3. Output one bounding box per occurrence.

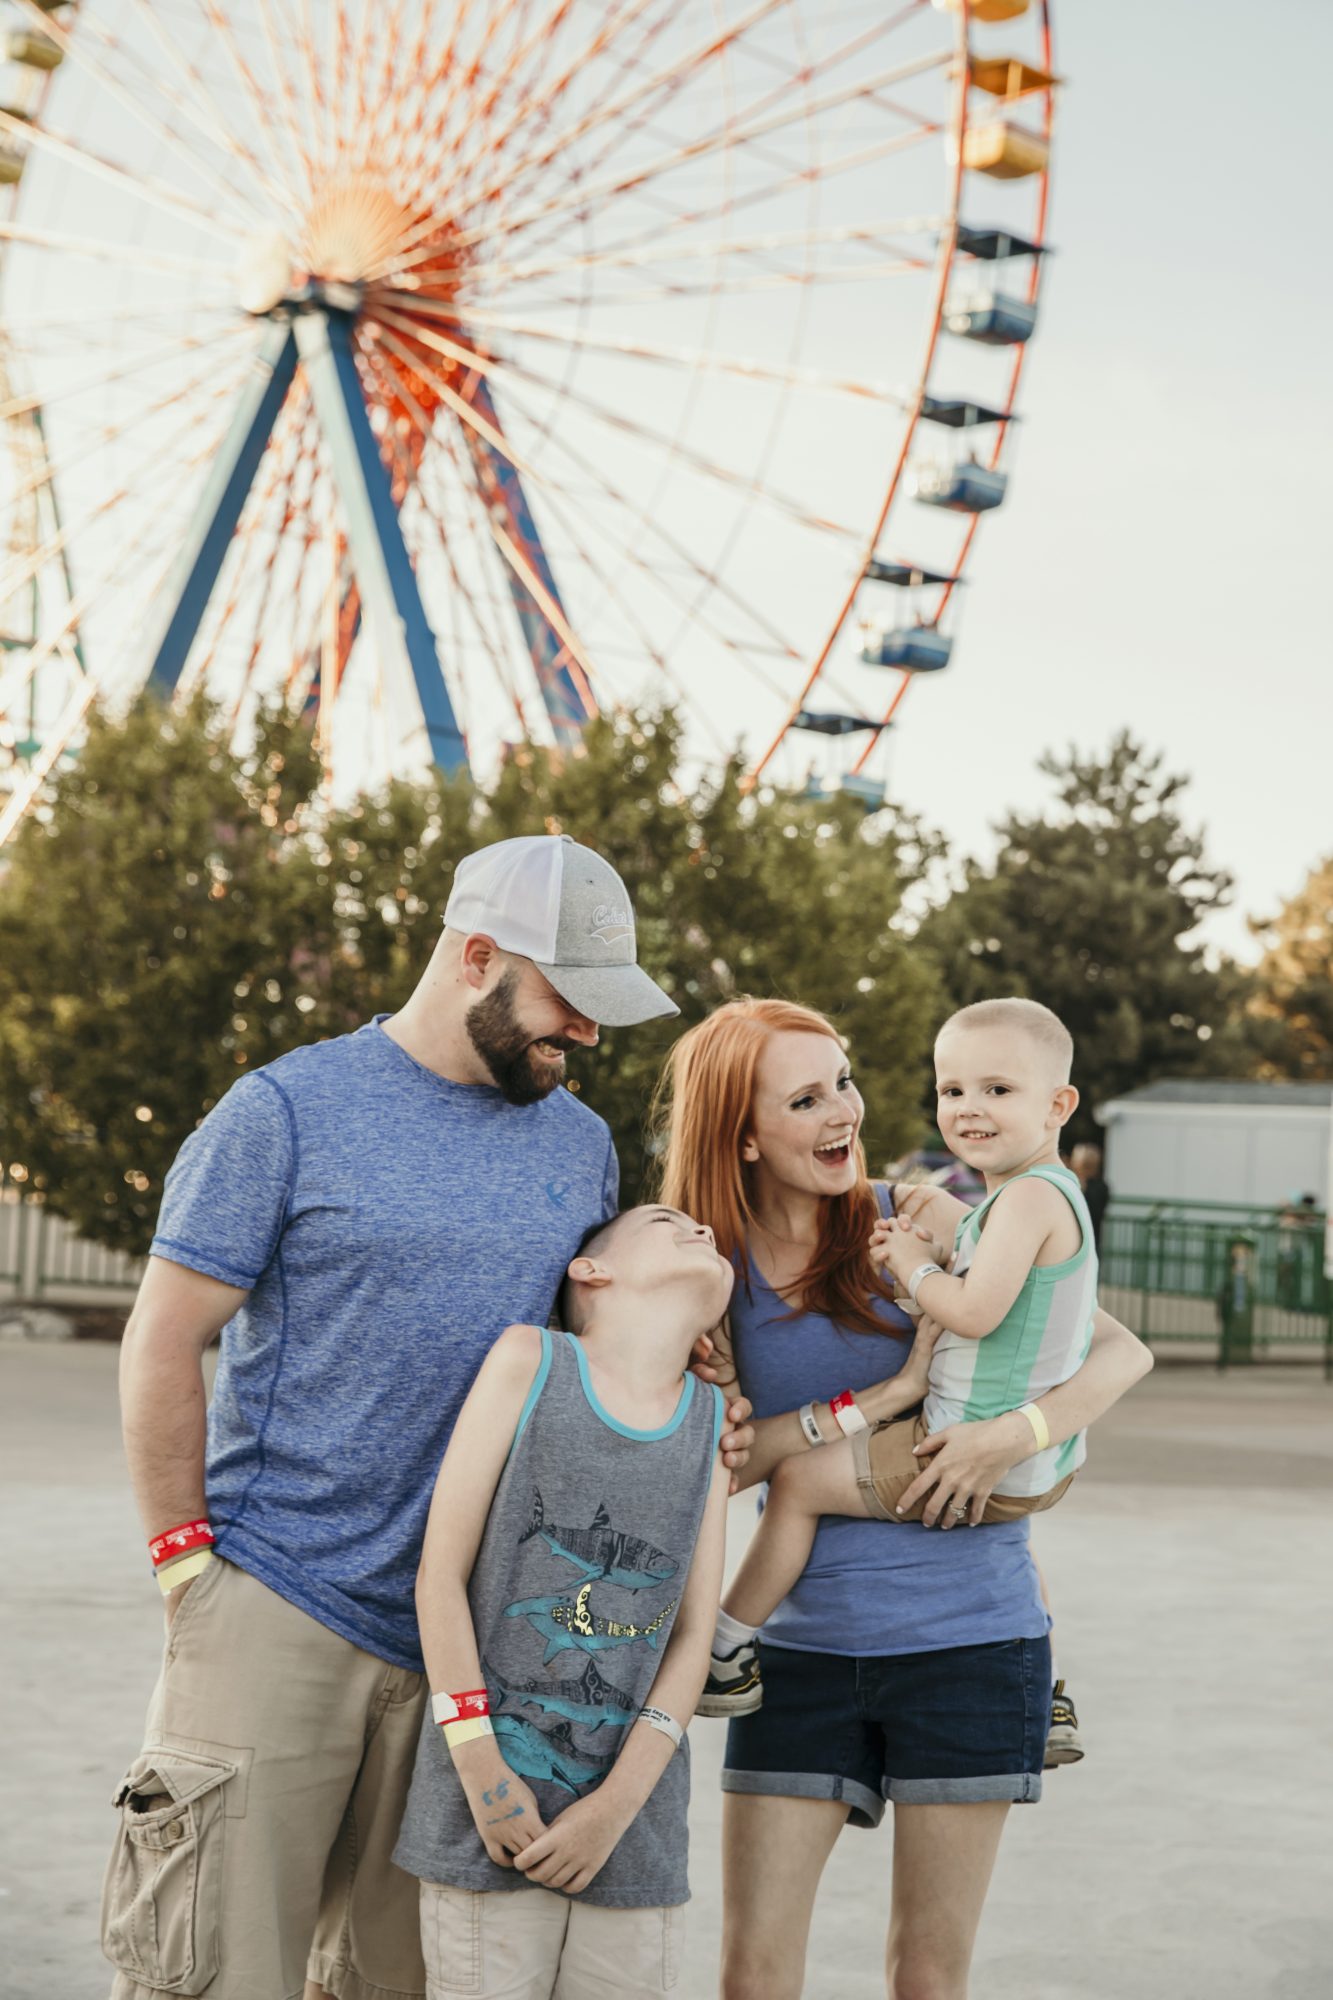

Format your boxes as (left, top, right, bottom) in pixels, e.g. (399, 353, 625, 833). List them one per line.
(798, 1402, 825, 1447)
(639, 1706, 684, 1750)
(906, 1260, 943, 1306)
(829, 1392, 870, 1438)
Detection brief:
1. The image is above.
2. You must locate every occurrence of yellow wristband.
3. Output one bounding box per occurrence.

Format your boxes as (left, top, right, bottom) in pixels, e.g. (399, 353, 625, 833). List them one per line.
(156, 1547, 214, 1596)
(443, 1716, 495, 1750)
(1017, 1402, 1050, 1453)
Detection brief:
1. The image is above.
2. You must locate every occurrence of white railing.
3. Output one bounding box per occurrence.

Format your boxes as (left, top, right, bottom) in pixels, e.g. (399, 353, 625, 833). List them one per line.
(0, 1192, 144, 1305)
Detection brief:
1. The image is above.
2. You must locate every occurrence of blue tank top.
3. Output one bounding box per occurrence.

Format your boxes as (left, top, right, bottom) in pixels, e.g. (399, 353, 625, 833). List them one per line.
(729, 1187, 1049, 1658)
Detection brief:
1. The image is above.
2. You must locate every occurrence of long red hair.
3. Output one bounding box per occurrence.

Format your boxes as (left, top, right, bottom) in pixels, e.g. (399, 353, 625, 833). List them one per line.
(652, 997, 904, 1338)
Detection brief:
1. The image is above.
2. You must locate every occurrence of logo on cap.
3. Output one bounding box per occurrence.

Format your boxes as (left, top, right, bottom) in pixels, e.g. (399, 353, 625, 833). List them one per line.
(589, 902, 633, 947)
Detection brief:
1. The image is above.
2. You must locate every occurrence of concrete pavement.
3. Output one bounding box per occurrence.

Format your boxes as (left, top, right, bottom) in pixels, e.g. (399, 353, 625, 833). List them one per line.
(1, 1346, 1330, 2000)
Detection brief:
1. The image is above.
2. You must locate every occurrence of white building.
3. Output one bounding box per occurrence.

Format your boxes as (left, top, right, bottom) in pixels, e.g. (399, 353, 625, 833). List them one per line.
(1096, 1079, 1333, 1212)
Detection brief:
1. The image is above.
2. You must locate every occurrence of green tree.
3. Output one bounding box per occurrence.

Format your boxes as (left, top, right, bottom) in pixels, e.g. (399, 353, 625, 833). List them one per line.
(0, 697, 340, 1249)
(1246, 857, 1333, 1079)
(913, 732, 1255, 1138)
(0, 701, 941, 1250)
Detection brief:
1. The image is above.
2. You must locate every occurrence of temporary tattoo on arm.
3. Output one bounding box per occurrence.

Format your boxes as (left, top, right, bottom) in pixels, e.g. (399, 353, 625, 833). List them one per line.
(485, 1805, 524, 1824)
(481, 1778, 511, 1806)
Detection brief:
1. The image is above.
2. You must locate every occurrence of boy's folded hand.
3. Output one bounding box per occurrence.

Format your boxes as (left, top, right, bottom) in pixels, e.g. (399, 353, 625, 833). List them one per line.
(511, 1787, 628, 1896)
(455, 1746, 547, 1868)
(870, 1216, 944, 1282)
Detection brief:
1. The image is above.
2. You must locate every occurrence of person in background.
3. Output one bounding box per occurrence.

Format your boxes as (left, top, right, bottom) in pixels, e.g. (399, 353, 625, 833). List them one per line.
(1071, 1141, 1110, 1251)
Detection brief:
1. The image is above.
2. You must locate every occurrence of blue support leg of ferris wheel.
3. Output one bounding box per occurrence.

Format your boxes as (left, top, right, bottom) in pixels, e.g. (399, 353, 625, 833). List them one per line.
(143, 316, 301, 697)
(293, 308, 466, 776)
(464, 372, 596, 753)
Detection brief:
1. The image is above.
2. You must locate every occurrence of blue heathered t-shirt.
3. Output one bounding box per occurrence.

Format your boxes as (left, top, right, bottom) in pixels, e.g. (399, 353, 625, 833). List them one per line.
(151, 1017, 619, 1672)
(732, 1188, 1049, 1658)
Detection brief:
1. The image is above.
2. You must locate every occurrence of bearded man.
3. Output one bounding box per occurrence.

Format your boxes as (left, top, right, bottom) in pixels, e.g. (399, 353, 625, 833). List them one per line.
(103, 834, 752, 2000)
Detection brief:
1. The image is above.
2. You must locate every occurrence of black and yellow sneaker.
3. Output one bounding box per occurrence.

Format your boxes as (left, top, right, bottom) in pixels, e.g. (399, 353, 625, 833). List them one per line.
(696, 1640, 763, 1717)
(1044, 1679, 1085, 1767)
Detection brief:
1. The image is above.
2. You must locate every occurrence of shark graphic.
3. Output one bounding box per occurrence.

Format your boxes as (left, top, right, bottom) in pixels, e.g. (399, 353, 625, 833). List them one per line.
(521, 1491, 679, 1592)
(486, 1657, 636, 1734)
(491, 1713, 618, 1796)
(505, 1582, 679, 1665)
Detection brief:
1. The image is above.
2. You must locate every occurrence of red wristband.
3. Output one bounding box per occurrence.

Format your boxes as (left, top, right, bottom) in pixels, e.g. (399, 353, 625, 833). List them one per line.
(148, 1520, 215, 1568)
(432, 1688, 490, 1725)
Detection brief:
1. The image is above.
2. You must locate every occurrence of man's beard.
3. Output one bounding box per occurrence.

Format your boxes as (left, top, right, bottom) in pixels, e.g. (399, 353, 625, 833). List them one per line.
(466, 970, 578, 1106)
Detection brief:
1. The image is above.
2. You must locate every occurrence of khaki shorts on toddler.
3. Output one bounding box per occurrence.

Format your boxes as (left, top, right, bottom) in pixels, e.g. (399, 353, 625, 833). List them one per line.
(852, 1412, 1074, 1524)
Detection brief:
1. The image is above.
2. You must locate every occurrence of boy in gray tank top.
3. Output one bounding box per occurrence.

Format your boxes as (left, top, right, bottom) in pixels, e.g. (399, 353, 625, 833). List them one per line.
(394, 1203, 733, 1997)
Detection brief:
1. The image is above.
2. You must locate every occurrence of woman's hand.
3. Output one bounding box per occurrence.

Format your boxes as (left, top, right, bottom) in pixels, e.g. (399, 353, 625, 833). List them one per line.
(690, 1335, 754, 1491)
(895, 1409, 1033, 1527)
(894, 1313, 946, 1404)
(454, 1743, 547, 1868)
(512, 1787, 629, 1896)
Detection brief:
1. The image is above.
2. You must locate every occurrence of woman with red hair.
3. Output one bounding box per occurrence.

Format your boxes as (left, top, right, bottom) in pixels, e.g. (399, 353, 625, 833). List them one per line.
(656, 997, 1150, 1999)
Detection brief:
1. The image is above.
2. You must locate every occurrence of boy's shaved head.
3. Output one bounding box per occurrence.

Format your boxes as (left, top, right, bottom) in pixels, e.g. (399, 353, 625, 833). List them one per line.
(558, 1204, 729, 1333)
(936, 997, 1074, 1084)
(559, 1210, 643, 1331)
(572, 1213, 625, 1265)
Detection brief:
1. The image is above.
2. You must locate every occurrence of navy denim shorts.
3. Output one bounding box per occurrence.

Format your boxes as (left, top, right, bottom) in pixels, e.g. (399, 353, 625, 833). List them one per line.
(721, 1635, 1052, 1827)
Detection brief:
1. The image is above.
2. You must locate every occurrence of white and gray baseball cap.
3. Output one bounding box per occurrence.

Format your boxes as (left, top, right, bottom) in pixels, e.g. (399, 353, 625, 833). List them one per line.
(443, 834, 678, 1027)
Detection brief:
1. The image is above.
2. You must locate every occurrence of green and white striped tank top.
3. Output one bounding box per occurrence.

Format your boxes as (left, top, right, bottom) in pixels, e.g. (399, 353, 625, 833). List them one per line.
(924, 1163, 1096, 1499)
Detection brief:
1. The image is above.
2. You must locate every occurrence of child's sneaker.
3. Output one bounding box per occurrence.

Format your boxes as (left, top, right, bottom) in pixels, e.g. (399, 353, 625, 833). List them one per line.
(696, 1640, 763, 1717)
(1044, 1679, 1084, 1766)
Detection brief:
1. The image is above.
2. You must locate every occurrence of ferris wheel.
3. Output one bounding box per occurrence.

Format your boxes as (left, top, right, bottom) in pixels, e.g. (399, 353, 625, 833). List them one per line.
(0, 0, 1057, 843)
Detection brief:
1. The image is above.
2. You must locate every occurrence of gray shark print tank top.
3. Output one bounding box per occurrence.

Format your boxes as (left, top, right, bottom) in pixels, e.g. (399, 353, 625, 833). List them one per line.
(394, 1328, 725, 1908)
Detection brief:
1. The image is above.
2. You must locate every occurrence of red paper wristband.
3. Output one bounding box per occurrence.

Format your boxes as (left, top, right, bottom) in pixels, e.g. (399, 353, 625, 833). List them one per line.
(148, 1520, 215, 1568)
(432, 1688, 490, 1725)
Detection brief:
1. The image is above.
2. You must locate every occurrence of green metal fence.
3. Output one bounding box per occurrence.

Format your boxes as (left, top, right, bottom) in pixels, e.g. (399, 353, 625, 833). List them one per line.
(1100, 1198, 1332, 1374)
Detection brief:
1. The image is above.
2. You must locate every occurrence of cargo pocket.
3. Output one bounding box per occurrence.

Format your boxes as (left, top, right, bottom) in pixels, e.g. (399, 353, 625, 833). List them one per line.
(420, 1882, 482, 1994)
(101, 1747, 237, 1995)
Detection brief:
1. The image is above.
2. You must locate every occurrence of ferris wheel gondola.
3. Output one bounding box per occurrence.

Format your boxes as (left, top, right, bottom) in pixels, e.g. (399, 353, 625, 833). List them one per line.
(0, 0, 1059, 842)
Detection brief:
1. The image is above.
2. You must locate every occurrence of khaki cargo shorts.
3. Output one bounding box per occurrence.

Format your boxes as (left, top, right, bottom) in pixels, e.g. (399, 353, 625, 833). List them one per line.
(852, 1413, 1075, 1524)
(102, 1556, 427, 2000)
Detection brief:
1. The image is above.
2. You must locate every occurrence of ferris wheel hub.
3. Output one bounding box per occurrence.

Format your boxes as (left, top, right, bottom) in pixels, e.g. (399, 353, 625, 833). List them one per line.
(236, 172, 429, 319)
(303, 174, 418, 288)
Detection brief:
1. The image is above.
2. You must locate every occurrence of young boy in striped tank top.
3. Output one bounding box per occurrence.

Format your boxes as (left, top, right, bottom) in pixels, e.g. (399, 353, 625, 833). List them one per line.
(701, 998, 1095, 1724)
